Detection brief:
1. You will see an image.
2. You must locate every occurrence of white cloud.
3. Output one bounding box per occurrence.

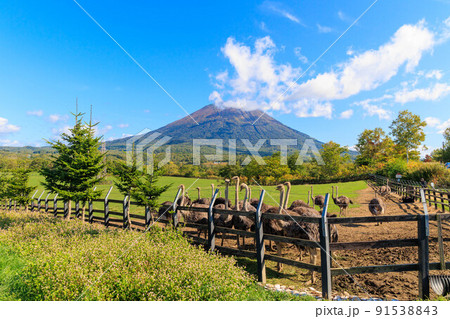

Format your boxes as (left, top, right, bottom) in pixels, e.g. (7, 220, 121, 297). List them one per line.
(49, 114, 68, 123)
(0, 139, 21, 147)
(294, 47, 308, 64)
(51, 126, 71, 136)
(261, 1, 303, 25)
(27, 110, 43, 117)
(337, 10, 350, 22)
(425, 117, 450, 134)
(394, 82, 450, 104)
(339, 109, 354, 119)
(293, 99, 333, 119)
(317, 24, 333, 33)
(97, 125, 113, 136)
(210, 36, 302, 112)
(290, 20, 436, 101)
(353, 95, 393, 120)
(0, 117, 20, 133)
(211, 19, 444, 119)
(118, 123, 129, 128)
(425, 70, 443, 80)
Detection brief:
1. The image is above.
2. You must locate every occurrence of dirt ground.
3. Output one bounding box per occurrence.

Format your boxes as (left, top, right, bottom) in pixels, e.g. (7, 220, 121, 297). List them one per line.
(183, 184, 450, 301)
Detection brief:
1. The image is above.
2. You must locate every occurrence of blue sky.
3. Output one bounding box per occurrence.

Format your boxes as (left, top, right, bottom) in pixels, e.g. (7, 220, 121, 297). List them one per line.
(0, 0, 449, 155)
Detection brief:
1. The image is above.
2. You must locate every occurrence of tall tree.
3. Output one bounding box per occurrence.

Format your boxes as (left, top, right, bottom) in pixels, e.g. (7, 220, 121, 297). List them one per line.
(319, 141, 350, 177)
(132, 166, 170, 211)
(8, 169, 35, 212)
(389, 110, 426, 162)
(41, 110, 105, 220)
(0, 171, 11, 207)
(355, 128, 394, 166)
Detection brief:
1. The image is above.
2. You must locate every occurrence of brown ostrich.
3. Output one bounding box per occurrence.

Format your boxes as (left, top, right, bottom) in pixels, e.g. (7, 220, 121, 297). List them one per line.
(284, 181, 309, 210)
(332, 186, 353, 216)
(232, 183, 255, 249)
(261, 184, 287, 271)
(369, 191, 385, 226)
(310, 185, 325, 210)
(214, 179, 232, 208)
(192, 187, 211, 205)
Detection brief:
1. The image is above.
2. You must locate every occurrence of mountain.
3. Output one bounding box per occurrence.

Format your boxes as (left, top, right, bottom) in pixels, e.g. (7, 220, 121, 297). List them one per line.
(107, 104, 324, 156)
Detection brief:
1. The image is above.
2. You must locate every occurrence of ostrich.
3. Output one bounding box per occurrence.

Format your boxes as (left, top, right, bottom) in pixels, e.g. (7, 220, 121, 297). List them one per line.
(232, 183, 255, 249)
(260, 184, 287, 271)
(284, 182, 309, 210)
(158, 184, 190, 220)
(192, 187, 211, 205)
(214, 179, 232, 207)
(310, 186, 325, 210)
(332, 186, 353, 216)
(369, 191, 385, 226)
(282, 209, 320, 283)
(380, 179, 391, 198)
(230, 176, 240, 210)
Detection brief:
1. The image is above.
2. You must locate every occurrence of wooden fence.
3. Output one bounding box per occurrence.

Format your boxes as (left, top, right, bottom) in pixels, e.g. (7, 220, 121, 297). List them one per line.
(2, 183, 450, 300)
(372, 175, 450, 212)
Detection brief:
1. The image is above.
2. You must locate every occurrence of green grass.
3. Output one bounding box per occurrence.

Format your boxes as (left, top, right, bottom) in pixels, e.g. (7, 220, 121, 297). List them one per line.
(27, 172, 367, 214)
(0, 210, 313, 301)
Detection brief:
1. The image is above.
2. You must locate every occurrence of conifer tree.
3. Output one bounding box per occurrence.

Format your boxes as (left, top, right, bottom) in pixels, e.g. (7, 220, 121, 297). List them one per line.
(132, 166, 170, 210)
(0, 171, 10, 208)
(8, 169, 35, 212)
(41, 109, 105, 220)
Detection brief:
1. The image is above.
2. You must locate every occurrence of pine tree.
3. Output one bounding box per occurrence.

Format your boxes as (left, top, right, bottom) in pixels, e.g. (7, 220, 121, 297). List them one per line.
(132, 166, 170, 210)
(8, 169, 35, 212)
(0, 171, 11, 208)
(41, 110, 105, 220)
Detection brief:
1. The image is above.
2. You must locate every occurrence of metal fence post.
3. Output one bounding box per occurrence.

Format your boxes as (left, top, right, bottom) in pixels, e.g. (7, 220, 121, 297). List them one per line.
(30, 190, 38, 212)
(89, 198, 94, 223)
(320, 193, 332, 299)
(419, 189, 430, 300)
(53, 194, 58, 217)
(75, 201, 80, 218)
(145, 206, 152, 228)
(37, 191, 44, 211)
(123, 195, 129, 229)
(44, 193, 50, 213)
(208, 189, 219, 251)
(172, 188, 182, 229)
(104, 186, 113, 227)
(255, 190, 266, 284)
(64, 201, 69, 219)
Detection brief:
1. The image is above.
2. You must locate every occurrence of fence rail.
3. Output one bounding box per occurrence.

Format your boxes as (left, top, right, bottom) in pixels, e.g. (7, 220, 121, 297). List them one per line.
(2, 179, 449, 300)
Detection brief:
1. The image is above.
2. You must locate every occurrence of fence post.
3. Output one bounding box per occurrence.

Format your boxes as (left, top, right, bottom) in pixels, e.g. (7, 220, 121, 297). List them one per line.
(145, 206, 151, 228)
(208, 189, 219, 251)
(172, 188, 182, 229)
(44, 193, 50, 213)
(8, 199, 12, 211)
(64, 201, 69, 219)
(75, 201, 80, 219)
(437, 214, 445, 270)
(320, 193, 332, 300)
(104, 186, 113, 227)
(30, 190, 38, 212)
(53, 194, 58, 217)
(440, 192, 445, 212)
(433, 190, 438, 209)
(89, 198, 94, 223)
(418, 189, 430, 300)
(255, 190, 266, 284)
(123, 195, 129, 229)
(37, 191, 44, 211)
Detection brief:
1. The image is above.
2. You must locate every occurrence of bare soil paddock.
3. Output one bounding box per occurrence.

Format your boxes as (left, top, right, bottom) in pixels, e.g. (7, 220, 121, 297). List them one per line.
(183, 184, 449, 300)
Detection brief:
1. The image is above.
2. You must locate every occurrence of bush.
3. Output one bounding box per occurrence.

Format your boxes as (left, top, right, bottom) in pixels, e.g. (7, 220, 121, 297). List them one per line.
(405, 162, 448, 183)
(0, 211, 311, 301)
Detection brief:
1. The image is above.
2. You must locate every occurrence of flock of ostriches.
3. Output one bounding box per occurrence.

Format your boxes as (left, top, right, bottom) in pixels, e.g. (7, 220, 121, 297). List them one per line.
(158, 178, 390, 283)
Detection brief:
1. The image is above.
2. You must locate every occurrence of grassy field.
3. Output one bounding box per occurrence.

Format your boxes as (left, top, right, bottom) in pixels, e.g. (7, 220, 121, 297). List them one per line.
(27, 172, 367, 214)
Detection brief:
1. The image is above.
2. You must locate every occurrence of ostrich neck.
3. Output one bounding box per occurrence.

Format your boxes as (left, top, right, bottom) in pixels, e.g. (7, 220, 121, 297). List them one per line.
(243, 186, 248, 211)
(284, 184, 290, 209)
(278, 189, 284, 214)
(197, 189, 200, 200)
(235, 178, 239, 210)
(180, 186, 185, 206)
(225, 182, 229, 209)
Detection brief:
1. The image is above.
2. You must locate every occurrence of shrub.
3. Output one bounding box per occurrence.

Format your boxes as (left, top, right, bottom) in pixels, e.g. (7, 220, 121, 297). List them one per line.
(0, 211, 311, 301)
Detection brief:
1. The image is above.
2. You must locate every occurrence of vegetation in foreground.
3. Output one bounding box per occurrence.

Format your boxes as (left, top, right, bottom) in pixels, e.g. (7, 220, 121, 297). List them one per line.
(0, 210, 314, 301)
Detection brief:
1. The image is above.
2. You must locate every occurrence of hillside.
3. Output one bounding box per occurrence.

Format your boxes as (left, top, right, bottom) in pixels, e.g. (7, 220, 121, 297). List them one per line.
(107, 104, 324, 156)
